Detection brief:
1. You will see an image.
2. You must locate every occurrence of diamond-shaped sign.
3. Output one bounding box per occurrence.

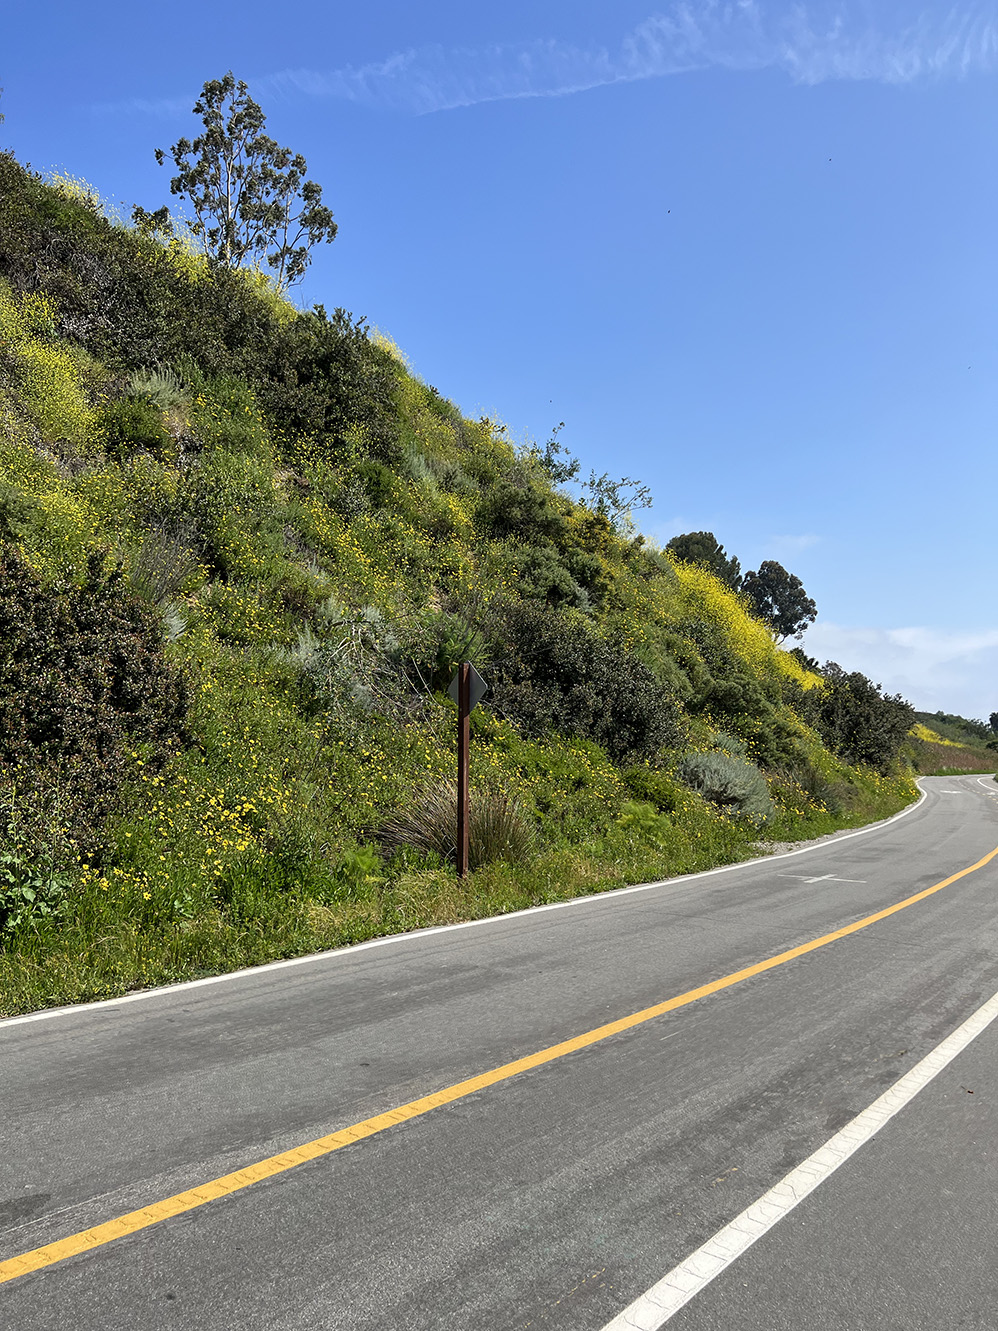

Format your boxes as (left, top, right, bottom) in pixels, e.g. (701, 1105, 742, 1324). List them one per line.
(448, 664, 488, 712)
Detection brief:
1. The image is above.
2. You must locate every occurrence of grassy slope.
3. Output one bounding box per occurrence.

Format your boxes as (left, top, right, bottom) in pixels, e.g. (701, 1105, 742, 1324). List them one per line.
(0, 159, 915, 1016)
(910, 715, 997, 776)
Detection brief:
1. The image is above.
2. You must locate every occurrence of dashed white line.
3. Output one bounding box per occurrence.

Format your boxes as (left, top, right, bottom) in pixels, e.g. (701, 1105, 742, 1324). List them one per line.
(600, 984, 998, 1330)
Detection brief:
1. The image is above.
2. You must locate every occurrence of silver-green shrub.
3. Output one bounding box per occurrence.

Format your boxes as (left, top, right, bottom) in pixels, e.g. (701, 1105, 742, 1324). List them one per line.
(128, 367, 189, 411)
(676, 750, 773, 821)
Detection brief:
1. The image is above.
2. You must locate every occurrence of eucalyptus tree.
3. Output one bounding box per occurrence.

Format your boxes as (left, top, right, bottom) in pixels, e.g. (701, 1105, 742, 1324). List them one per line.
(150, 71, 337, 289)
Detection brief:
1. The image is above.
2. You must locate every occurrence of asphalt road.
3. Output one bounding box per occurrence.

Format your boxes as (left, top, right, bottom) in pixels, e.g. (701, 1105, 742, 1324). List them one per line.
(3, 773, 998, 1329)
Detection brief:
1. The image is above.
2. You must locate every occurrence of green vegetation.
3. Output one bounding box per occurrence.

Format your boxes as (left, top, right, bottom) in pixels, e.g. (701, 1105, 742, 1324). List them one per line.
(0, 151, 918, 1016)
(801, 663, 914, 772)
(665, 530, 818, 641)
(666, 530, 742, 591)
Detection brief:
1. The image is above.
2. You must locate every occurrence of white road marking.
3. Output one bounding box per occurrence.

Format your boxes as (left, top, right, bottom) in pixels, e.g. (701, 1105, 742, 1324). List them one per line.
(778, 873, 866, 885)
(600, 984, 998, 1330)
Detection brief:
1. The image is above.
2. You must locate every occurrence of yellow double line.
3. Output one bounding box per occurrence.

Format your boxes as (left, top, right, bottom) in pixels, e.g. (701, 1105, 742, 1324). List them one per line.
(4, 841, 998, 1286)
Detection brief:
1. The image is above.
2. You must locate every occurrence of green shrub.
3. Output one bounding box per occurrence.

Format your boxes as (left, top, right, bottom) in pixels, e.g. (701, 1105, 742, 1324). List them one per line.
(487, 601, 681, 762)
(379, 781, 535, 870)
(806, 664, 915, 773)
(103, 398, 171, 455)
(676, 750, 773, 820)
(623, 765, 682, 813)
(192, 376, 271, 459)
(477, 477, 566, 543)
(617, 799, 672, 846)
(0, 545, 189, 852)
(515, 544, 591, 609)
(328, 844, 386, 900)
(259, 308, 401, 462)
(355, 460, 397, 508)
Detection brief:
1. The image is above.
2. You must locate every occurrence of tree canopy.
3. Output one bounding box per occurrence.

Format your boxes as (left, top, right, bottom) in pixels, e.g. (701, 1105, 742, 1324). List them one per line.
(149, 72, 337, 289)
(741, 560, 817, 641)
(814, 663, 915, 773)
(665, 531, 742, 590)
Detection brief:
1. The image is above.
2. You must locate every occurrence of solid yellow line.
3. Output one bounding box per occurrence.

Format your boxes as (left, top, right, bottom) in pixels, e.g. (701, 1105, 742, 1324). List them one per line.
(4, 841, 998, 1286)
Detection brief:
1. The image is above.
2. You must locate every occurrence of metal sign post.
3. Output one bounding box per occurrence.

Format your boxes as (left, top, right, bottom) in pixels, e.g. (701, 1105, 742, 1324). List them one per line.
(448, 663, 488, 879)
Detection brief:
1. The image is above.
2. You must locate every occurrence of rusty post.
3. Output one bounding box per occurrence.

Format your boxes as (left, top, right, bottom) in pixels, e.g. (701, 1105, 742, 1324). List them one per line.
(456, 662, 471, 878)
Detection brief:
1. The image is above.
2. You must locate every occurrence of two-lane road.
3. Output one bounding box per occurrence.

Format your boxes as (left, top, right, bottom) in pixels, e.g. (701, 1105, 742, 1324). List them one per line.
(3, 774, 998, 1328)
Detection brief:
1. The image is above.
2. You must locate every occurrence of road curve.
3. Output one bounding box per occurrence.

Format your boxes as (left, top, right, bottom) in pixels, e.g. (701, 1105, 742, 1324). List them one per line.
(3, 773, 998, 1329)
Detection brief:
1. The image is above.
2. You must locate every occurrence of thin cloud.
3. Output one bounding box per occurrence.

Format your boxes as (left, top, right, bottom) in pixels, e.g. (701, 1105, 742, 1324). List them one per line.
(267, 3, 998, 115)
(98, 4, 998, 119)
(765, 533, 821, 557)
(802, 622, 998, 717)
(644, 517, 703, 547)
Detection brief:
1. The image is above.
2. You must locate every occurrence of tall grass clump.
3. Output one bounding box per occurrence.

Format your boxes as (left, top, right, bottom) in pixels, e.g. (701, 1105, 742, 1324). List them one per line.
(379, 781, 535, 870)
(130, 523, 203, 604)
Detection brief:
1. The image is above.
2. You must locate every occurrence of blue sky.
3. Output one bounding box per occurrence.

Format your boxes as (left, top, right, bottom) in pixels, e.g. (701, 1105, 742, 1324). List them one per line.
(4, 2, 997, 716)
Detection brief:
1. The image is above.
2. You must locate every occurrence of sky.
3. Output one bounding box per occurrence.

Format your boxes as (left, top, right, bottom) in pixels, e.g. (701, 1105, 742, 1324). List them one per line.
(3, 1, 997, 717)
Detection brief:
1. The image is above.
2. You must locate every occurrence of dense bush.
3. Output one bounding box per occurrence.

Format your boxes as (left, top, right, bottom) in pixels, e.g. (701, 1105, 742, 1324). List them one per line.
(0, 545, 188, 849)
(670, 617, 803, 768)
(514, 544, 591, 609)
(623, 765, 682, 813)
(487, 601, 682, 762)
(808, 663, 915, 773)
(476, 476, 566, 543)
(254, 308, 401, 462)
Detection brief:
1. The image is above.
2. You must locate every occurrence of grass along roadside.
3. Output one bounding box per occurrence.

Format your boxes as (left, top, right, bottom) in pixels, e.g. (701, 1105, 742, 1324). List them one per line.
(0, 767, 914, 1019)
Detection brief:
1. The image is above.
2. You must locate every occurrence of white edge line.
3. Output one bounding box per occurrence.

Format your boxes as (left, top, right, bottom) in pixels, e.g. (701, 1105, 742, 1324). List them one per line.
(600, 982, 998, 1331)
(0, 779, 937, 1029)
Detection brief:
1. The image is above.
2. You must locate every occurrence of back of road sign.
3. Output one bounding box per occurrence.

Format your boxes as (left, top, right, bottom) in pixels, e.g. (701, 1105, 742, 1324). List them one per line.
(448, 664, 488, 711)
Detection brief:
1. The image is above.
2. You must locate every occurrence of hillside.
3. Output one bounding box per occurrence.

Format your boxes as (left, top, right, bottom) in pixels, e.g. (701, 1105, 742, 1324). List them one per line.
(0, 154, 918, 1016)
(911, 712, 998, 776)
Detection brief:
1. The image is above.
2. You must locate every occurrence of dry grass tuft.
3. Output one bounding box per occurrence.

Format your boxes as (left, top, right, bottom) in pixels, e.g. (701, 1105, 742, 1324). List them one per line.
(379, 781, 535, 871)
